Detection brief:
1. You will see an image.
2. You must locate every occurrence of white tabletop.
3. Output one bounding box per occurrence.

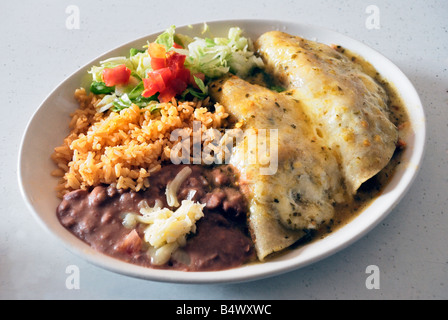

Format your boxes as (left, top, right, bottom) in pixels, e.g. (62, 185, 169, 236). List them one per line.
(1, 0, 447, 300)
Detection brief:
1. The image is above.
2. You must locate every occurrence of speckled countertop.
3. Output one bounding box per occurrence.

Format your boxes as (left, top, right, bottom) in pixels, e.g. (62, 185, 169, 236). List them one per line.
(1, 0, 447, 299)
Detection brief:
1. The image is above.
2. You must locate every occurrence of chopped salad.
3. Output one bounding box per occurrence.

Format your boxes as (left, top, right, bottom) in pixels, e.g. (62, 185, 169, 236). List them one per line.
(88, 25, 264, 113)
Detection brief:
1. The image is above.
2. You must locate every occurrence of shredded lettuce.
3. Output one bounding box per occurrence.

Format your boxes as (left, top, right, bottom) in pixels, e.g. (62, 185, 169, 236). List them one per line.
(194, 75, 208, 94)
(128, 51, 152, 80)
(129, 48, 146, 57)
(155, 25, 176, 49)
(96, 94, 117, 113)
(181, 75, 209, 100)
(185, 27, 264, 78)
(86, 25, 264, 113)
(90, 81, 115, 95)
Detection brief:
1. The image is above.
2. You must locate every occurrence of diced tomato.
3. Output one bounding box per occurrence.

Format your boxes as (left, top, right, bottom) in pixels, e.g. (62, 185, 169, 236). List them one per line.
(153, 67, 173, 85)
(102, 64, 131, 87)
(170, 78, 188, 94)
(142, 74, 165, 98)
(158, 87, 177, 103)
(141, 79, 159, 98)
(167, 51, 186, 69)
(166, 52, 189, 83)
(142, 42, 196, 101)
(148, 43, 167, 70)
(148, 42, 166, 58)
(172, 42, 183, 49)
(151, 58, 166, 70)
(142, 74, 163, 97)
(176, 68, 191, 84)
(152, 73, 167, 92)
(151, 57, 167, 70)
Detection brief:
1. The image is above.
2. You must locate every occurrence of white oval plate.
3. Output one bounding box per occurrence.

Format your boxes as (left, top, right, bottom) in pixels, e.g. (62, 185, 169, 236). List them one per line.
(18, 19, 426, 284)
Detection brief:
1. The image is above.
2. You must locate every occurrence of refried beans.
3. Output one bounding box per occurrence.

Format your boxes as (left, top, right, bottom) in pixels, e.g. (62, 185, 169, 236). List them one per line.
(56, 164, 256, 271)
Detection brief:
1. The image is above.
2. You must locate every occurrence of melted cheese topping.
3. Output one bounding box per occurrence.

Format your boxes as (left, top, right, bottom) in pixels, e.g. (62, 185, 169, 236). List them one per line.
(210, 76, 346, 259)
(255, 31, 398, 194)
